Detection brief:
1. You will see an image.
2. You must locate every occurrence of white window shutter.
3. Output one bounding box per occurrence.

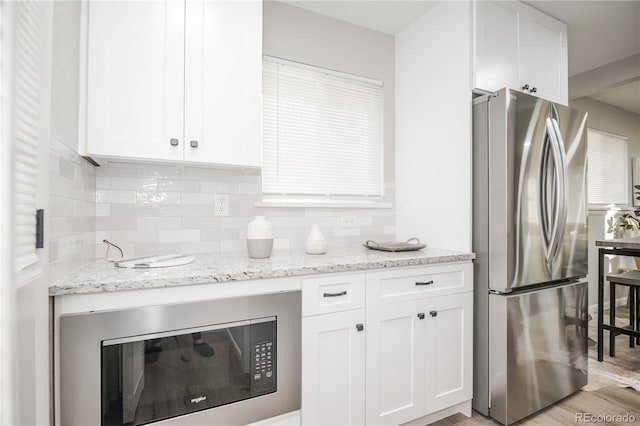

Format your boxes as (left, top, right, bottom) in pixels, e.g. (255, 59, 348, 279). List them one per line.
(12, 1, 43, 281)
(262, 58, 384, 198)
(587, 128, 628, 206)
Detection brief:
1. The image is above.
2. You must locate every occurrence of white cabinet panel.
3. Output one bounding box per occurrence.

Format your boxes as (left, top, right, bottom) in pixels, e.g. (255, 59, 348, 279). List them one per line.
(87, 0, 184, 161)
(424, 293, 473, 414)
(301, 273, 365, 317)
(366, 263, 472, 305)
(366, 300, 424, 425)
(474, 0, 520, 92)
(301, 310, 365, 426)
(184, 0, 262, 167)
(519, 6, 568, 104)
(473, 0, 568, 104)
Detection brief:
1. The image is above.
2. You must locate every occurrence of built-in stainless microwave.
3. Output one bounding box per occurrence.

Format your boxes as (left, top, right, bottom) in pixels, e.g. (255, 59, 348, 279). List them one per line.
(60, 292, 301, 425)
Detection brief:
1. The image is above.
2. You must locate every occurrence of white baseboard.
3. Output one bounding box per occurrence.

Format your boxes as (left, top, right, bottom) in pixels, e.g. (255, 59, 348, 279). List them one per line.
(588, 296, 629, 314)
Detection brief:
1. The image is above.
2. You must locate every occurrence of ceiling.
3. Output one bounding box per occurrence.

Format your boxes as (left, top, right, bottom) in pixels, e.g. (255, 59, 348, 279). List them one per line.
(280, 0, 640, 114)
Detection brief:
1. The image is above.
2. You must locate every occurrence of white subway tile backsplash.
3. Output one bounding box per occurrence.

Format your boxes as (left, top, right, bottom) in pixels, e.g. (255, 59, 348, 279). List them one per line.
(221, 217, 251, 229)
(111, 230, 159, 244)
(137, 217, 182, 230)
(159, 179, 201, 192)
(49, 139, 97, 283)
(159, 229, 200, 243)
(111, 177, 158, 191)
(273, 239, 290, 251)
(238, 183, 261, 194)
(181, 192, 214, 205)
(179, 241, 221, 254)
(51, 161, 394, 266)
(201, 181, 237, 193)
(220, 239, 245, 252)
(96, 203, 111, 217)
(96, 190, 137, 204)
(334, 227, 361, 237)
(136, 191, 181, 205)
(96, 176, 110, 190)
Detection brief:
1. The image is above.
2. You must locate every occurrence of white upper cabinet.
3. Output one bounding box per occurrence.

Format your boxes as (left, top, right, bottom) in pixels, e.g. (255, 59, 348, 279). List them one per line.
(518, 6, 568, 104)
(184, 0, 262, 167)
(87, 0, 262, 167)
(473, 0, 568, 105)
(87, 1, 185, 161)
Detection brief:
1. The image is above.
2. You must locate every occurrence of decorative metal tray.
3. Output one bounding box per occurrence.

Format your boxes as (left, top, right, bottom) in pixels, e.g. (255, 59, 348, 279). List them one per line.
(115, 254, 195, 268)
(363, 238, 426, 252)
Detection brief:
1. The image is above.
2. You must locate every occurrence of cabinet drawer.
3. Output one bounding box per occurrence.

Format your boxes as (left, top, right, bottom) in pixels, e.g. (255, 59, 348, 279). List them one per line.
(302, 274, 365, 317)
(367, 263, 473, 305)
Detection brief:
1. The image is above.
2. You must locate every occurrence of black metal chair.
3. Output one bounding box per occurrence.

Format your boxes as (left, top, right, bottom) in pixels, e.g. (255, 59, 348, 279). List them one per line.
(603, 270, 640, 357)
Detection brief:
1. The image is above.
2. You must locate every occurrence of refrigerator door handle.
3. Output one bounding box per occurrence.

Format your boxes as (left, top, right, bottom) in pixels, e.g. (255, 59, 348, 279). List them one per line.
(545, 116, 569, 265)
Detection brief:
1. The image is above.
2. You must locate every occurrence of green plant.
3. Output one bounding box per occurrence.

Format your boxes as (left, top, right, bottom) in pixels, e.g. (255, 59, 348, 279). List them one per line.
(618, 185, 640, 231)
(619, 213, 640, 230)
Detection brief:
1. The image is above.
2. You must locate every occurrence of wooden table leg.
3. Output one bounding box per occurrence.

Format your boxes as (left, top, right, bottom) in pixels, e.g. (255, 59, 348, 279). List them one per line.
(598, 248, 604, 362)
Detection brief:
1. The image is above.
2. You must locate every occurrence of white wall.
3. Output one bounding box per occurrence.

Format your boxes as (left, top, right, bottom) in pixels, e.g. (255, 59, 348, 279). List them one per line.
(571, 97, 640, 308)
(49, 1, 97, 283)
(395, 1, 472, 251)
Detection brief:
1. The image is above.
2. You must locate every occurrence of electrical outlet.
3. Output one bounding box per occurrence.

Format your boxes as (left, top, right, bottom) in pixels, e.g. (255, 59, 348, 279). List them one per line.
(214, 194, 229, 217)
(341, 215, 358, 228)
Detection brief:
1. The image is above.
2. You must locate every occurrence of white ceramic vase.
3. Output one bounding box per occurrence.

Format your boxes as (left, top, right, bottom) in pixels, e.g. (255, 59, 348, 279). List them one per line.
(247, 216, 273, 259)
(305, 225, 327, 255)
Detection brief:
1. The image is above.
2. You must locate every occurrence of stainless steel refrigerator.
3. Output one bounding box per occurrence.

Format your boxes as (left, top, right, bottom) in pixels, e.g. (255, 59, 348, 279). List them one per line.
(472, 88, 589, 425)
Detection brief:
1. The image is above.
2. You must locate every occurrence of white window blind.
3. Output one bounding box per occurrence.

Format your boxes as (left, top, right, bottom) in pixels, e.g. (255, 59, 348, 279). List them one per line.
(262, 57, 384, 198)
(587, 128, 628, 206)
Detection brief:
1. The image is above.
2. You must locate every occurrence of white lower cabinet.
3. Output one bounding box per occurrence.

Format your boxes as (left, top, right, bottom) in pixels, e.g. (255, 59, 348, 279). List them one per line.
(365, 300, 425, 425)
(424, 293, 473, 414)
(301, 309, 366, 426)
(301, 264, 473, 426)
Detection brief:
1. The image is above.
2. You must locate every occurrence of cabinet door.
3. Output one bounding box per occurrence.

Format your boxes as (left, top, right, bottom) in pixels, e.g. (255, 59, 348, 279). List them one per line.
(519, 6, 568, 105)
(301, 310, 365, 426)
(87, 0, 185, 161)
(474, 1, 521, 92)
(184, 0, 262, 167)
(424, 292, 473, 414)
(366, 301, 424, 425)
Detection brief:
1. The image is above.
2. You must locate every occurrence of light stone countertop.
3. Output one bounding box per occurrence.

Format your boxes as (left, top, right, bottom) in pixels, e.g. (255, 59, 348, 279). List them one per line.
(49, 247, 475, 296)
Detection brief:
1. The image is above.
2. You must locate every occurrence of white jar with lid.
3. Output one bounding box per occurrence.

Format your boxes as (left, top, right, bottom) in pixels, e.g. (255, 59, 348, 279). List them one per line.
(305, 225, 327, 255)
(247, 216, 273, 259)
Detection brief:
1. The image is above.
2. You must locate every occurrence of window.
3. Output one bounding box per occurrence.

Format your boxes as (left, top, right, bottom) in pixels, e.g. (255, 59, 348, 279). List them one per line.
(262, 57, 384, 202)
(587, 128, 629, 206)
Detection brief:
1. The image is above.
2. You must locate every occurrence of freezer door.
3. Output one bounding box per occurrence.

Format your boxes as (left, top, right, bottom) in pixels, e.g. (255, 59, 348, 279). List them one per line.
(489, 281, 588, 425)
(488, 89, 588, 292)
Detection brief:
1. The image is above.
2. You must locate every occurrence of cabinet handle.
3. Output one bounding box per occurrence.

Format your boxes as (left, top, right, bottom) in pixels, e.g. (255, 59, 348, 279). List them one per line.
(415, 280, 434, 286)
(169, 138, 179, 146)
(190, 140, 198, 148)
(521, 84, 530, 91)
(356, 324, 364, 332)
(418, 313, 425, 320)
(530, 87, 537, 94)
(323, 291, 347, 298)
(430, 311, 438, 317)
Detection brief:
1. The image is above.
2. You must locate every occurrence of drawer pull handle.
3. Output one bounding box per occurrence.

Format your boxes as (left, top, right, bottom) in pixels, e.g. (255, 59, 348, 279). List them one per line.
(323, 291, 347, 298)
(430, 311, 438, 317)
(415, 280, 434, 286)
(418, 313, 425, 320)
(356, 324, 364, 332)
(169, 138, 179, 146)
